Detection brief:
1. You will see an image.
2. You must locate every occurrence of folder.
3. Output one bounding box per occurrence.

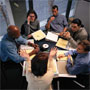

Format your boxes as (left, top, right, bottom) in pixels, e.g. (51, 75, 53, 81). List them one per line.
(56, 38, 68, 49)
(56, 50, 72, 61)
(32, 30, 46, 41)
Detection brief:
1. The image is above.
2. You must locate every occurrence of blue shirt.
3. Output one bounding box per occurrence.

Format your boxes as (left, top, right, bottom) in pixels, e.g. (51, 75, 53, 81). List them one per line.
(65, 50, 90, 75)
(0, 34, 28, 63)
(48, 14, 68, 33)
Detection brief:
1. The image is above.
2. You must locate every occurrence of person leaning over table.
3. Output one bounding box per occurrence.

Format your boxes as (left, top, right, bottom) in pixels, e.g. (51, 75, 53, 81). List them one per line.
(0, 25, 39, 89)
(59, 18, 88, 48)
(21, 10, 40, 39)
(20, 47, 57, 90)
(45, 5, 68, 33)
(58, 40, 90, 89)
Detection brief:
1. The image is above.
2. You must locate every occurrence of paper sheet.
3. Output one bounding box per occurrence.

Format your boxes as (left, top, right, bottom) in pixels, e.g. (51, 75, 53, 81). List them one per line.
(25, 49, 36, 60)
(56, 50, 72, 61)
(45, 32, 58, 42)
(20, 45, 36, 60)
(27, 39, 34, 43)
(32, 30, 46, 41)
(56, 38, 68, 49)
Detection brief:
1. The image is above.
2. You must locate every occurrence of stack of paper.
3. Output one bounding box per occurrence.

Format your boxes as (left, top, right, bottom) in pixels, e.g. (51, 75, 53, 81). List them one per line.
(20, 45, 34, 50)
(45, 32, 58, 42)
(56, 38, 68, 49)
(20, 45, 35, 60)
(26, 50, 36, 60)
(27, 39, 34, 43)
(31, 30, 46, 41)
(56, 50, 72, 61)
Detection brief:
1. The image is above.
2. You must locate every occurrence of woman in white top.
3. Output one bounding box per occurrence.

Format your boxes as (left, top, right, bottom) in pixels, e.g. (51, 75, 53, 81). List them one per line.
(20, 48, 57, 90)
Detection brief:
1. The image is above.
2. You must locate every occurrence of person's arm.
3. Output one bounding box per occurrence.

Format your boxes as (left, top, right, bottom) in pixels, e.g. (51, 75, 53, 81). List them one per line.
(60, 31, 78, 48)
(37, 20, 40, 30)
(64, 50, 77, 56)
(63, 16, 68, 32)
(58, 50, 77, 59)
(6, 43, 26, 63)
(63, 27, 68, 32)
(22, 23, 31, 38)
(20, 50, 31, 72)
(16, 36, 40, 56)
(66, 57, 85, 75)
(45, 16, 55, 30)
(28, 42, 40, 56)
(16, 36, 27, 45)
(48, 48, 57, 69)
(21, 16, 31, 38)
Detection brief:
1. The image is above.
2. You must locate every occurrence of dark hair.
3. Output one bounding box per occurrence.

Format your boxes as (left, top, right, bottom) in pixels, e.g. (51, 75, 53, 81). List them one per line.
(27, 10, 37, 19)
(52, 5, 58, 10)
(78, 40, 90, 51)
(71, 18, 84, 27)
(31, 52, 49, 77)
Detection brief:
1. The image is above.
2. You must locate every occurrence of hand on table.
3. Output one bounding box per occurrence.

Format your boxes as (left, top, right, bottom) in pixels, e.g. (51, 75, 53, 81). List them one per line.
(19, 50, 30, 60)
(58, 54, 65, 59)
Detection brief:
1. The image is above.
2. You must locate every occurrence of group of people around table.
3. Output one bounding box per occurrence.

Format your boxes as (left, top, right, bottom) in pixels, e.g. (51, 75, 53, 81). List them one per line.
(0, 5, 90, 90)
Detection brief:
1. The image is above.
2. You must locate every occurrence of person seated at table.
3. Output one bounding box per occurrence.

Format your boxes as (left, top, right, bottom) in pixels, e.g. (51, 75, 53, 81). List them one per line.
(20, 47, 57, 90)
(59, 18, 88, 48)
(0, 25, 39, 89)
(21, 10, 40, 39)
(58, 40, 90, 75)
(45, 5, 68, 33)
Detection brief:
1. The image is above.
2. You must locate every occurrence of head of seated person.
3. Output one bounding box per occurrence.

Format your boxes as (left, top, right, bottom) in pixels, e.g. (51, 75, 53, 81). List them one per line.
(70, 18, 84, 32)
(77, 40, 90, 54)
(31, 52, 49, 77)
(27, 10, 38, 23)
(7, 25, 20, 39)
(52, 5, 58, 17)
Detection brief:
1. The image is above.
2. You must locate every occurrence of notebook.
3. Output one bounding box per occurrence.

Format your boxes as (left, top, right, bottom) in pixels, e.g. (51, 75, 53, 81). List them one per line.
(56, 38, 68, 49)
(31, 30, 46, 41)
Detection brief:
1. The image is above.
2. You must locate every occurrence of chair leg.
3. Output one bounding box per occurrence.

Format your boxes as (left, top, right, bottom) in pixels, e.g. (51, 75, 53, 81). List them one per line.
(73, 80, 85, 88)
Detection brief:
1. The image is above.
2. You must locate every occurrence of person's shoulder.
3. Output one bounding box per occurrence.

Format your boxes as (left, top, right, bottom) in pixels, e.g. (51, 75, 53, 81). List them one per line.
(79, 27, 88, 35)
(35, 19, 40, 23)
(58, 14, 65, 18)
(80, 27, 87, 32)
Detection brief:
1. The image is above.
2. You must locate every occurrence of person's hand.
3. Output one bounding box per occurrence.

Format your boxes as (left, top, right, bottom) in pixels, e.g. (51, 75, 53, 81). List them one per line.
(67, 54, 71, 59)
(49, 16, 55, 22)
(64, 32, 71, 39)
(58, 54, 65, 58)
(28, 43, 40, 56)
(31, 43, 39, 48)
(20, 50, 30, 60)
(28, 42, 36, 47)
(27, 16, 30, 24)
(27, 34, 32, 39)
(59, 31, 65, 37)
(49, 47, 57, 58)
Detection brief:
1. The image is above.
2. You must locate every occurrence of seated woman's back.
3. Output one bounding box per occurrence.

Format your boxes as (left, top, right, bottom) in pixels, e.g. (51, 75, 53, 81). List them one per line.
(24, 48, 57, 90)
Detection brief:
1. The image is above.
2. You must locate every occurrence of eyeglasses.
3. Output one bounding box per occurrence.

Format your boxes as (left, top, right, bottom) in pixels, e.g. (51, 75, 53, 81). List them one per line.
(30, 16, 35, 18)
